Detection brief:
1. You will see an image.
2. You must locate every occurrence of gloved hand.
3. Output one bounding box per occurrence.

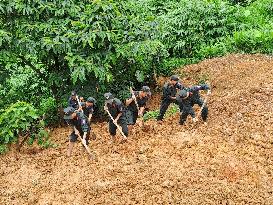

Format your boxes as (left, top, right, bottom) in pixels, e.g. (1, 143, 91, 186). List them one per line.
(192, 117, 198, 123)
(113, 118, 118, 125)
(104, 105, 108, 111)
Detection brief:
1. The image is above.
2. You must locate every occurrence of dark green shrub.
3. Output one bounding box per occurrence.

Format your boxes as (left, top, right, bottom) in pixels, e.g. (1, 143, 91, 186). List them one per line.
(39, 97, 58, 126)
(0, 102, 51, 153)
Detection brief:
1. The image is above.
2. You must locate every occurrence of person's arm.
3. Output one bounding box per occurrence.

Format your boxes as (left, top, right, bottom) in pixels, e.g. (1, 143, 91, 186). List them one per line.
(138, 97, 147, 116)
(80, 117, 89, 144)
(88, 113, 92, 122)
(88, 107, 94, 122)
(176, 82, 185, 90)
(126, 91, 137, 106)
(114, 113, 122, 124)
(189, 84, 210, 92)
(138, 107, 145, 117)
(74, 126, 80, 136)
(114, 103, 124, 123)
(125, 97, 135, 106)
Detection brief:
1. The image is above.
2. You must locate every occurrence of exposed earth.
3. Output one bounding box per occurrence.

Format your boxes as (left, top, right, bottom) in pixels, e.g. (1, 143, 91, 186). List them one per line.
(1, 54, 273, 204)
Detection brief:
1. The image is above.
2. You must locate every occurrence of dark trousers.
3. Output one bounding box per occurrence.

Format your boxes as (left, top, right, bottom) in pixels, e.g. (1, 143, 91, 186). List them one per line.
(109, 120, 128, 137)
(179, 98, 208, 124)
(157, 99, 183, 121)
(69, 131, 90, 145)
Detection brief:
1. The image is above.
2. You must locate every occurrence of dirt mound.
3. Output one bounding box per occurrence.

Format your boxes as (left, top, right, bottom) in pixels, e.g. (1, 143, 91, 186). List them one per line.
(1, 54, 273, 204)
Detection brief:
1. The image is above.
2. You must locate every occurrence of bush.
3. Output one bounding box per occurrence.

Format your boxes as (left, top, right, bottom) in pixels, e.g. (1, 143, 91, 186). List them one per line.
(158, 0, 238, 58)
(39, 97, 58, 126)
(232, 28, 273, 53)
(0, 102, 51, 153)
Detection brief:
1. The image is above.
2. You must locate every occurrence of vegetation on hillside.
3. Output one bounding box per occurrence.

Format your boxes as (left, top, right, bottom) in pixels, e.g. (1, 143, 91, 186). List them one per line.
(0, 0, 272, 151)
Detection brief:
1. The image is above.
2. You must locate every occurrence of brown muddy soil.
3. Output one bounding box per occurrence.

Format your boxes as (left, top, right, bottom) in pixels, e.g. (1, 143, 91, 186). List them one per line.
(1, 54, 273, 205)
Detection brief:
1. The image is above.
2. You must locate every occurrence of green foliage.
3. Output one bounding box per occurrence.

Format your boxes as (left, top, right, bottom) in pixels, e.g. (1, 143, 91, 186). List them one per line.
(0, 102, 50, 153)
(143, 104, 179, 121)
(39, 97, 58, 126)
(227, 0, 257, 6)
(232, 28, 273, 53)
(158, 0, 238, 58)
(1, 0, 273, 126)
(160, 58, 198, 75)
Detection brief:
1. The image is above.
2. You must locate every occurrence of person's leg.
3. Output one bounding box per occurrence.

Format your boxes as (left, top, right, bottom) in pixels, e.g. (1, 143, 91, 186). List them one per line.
(109, 120, 117, 141)
(120, 121, 129, 138)
(175, 101, 183, 113)
(125, 109, 135, 133)
(67, 132, 77, 157)
(119, 121, 129, 142)
(157, 99, 171, 121)
(201, 106, 208, 122)
(196, 98, 208, 122)
(179, 112, 189, 125)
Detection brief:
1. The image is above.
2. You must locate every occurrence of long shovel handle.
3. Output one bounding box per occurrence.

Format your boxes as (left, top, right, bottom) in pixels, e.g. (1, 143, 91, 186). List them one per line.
(78, 134, 92, 154)
(105, 108, 127, 140)
(75, 95, 97, 159)
(130, 87, 144, 127)
(130, 87, 140, 111)
(76, 95, 83, 110)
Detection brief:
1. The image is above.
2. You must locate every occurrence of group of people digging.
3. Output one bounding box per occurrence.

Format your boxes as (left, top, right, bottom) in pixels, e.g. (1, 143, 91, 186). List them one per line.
(63, 75, 211, 157)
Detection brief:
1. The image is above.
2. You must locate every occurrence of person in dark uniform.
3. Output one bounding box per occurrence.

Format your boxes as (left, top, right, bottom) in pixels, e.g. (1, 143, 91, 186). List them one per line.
(68, 91, 79, 109)
(125, 86, 151, 131)
(82, 97, 96, 123)
(104, 92, 128, 141)
(157, 75, 184, 122)
(63, 106, 91, 157)
(81, 97, 97, 140)
(176, 84, 211, 125)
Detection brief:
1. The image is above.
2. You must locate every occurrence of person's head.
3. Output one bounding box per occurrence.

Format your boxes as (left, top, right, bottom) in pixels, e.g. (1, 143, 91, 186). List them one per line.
(86, 97, 96, 107)
(63, 107, 77, 120)
(71, 91, 77, 100)
(140, 86, 151, 98)
(178, 89, 189, 100)
(104, 92, 114, 105)
(169, 75, 179, 86)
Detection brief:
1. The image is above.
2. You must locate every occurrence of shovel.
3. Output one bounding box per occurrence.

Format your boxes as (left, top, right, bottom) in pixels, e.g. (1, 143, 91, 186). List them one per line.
(75, 95, 97, 160)
(76, 133, 97, 161)
(129, 87, 145, 129)
(104, 107, 128, 141)
(76, 95, 97, 139)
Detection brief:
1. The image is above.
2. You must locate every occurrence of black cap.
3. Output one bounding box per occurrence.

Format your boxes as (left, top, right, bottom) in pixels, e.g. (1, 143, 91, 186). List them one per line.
(141, 86, 150, 92)
(63, 107, 75, 119)
(104, 92, 114, 104)
(170, 75, 179, 81)
(71, 91, 77, 96)
(87, 97, 96, 104)
(178, 90, 188, 98)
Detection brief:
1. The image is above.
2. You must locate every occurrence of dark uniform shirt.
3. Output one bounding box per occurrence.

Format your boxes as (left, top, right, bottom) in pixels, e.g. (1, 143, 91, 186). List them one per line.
(67, 112, 90, 133)
(127, 91, 148, 112)
(106, 98, 126, 122)
(162, 82, 184, 101)
(176, 84, 210, 118)
(68, 97, 78, 109)
(81, 102, 94, 117)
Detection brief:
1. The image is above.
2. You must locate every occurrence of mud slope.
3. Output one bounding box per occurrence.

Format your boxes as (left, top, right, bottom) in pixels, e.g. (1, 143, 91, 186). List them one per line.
(1, 54, 273, 205)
